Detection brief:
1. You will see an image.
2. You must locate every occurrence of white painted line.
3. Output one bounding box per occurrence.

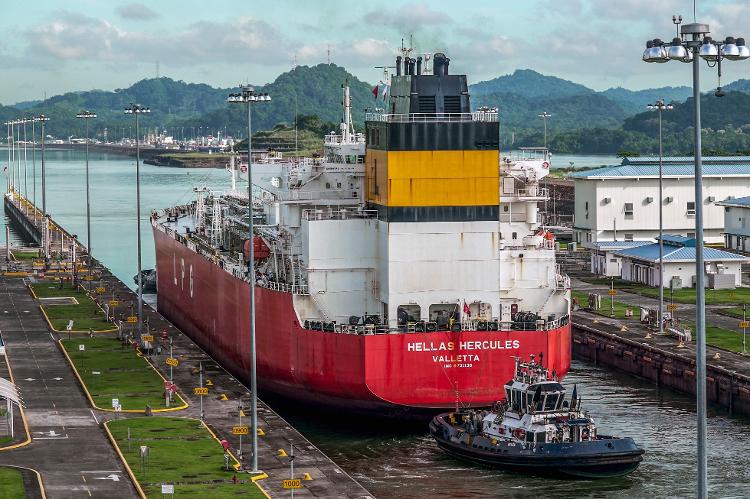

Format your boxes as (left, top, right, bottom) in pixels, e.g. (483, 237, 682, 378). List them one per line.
(90, 409, 99, 425)
(80, 471, 123, 474)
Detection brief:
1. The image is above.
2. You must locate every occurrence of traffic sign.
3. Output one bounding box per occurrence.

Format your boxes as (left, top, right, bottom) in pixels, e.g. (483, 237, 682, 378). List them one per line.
(162, 484, 174, 494)
(607, 289, 617, 296)
(166, 357, 179, 367)
(194, 387, 208, 396)
(283, 479, 302, 489)
(95, 287, 105, 293)
(109, 300, 119, 306)
(142, 334, 154, 342)
(232, 425, 249, 435)
(112, 398, 119, 408)
(83, 276, 95, 281)
(667, 304, 678, 311)
(740, 321, 750, 329)
(127, 316, 138, 323)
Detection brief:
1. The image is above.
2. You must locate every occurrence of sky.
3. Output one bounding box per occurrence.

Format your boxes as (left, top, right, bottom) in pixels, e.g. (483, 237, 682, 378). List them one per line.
(1, 0, 750, 104)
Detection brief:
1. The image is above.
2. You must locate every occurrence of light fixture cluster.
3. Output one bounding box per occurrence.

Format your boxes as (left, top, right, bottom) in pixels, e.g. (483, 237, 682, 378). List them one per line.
(647, 101, 674, 111)
(227, 87, 272, 103)
(643, 14, 749, 63)
(76, 110, 97, 119)
(124, 104, 151, 114)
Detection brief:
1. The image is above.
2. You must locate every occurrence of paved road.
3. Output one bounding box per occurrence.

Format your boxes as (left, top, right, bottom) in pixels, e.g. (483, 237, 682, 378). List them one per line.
(0, 276, 138, 499)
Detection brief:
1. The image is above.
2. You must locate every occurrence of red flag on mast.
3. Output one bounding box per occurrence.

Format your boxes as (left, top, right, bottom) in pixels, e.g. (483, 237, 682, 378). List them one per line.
(463, 301, 471, 316)
(372, 84, 379, 99)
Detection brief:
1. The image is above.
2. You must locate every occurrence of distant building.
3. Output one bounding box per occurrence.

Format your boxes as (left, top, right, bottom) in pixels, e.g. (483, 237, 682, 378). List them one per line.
(717, 195, 750, 252)
(588, 240, 653, 277)
(613, 235, 749, 289)
(571, 156, 750, 245)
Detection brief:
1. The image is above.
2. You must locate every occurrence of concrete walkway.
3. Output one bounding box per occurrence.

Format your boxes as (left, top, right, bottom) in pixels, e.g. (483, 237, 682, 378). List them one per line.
(0, 276, 138, 499)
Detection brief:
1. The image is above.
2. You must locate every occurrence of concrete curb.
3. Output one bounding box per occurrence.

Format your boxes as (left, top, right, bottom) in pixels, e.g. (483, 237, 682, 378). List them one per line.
(57, 339, 189, 414)
(102, 421, 147, 499)
(0, 464, 47, 499)
(0, 351, 32, 452)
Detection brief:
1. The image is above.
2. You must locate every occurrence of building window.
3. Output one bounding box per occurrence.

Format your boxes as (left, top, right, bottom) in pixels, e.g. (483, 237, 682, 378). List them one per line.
(687, 201, 696, 215)
(624, 202, 634, 218)
(687, 232, 695, 238)
(512, 232, 518, 239)
(624, 233, 634, 241)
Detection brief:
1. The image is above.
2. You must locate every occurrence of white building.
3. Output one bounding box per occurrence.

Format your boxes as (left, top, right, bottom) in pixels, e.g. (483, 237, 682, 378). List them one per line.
(613, 235, 749, 289)
(572, 156, 750, 245)
(717, 195, 750, 252)
(588, 240, 652, 277)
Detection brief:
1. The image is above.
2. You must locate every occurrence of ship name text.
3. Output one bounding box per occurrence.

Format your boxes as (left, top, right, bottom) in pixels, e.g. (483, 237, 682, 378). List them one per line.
(406, 340, 520, 352)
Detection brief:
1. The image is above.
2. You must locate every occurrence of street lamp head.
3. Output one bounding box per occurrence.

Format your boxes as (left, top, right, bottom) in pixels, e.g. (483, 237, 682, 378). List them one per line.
(699, 37, 719, 61)
(37, 115, 49, 122)
(736, 38, 750, 60)
(721, 37, 740, 60)
(668, 39, 688, 60)
(76, 110, 97, 119)
(645, 39, 669, 63)
(666, 104, 674, 110)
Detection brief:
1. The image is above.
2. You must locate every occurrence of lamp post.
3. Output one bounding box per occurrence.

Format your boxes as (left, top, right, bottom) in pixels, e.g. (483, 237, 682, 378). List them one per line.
(124, 104, 150, 340)
(4, 121, 11, 193)
(76, 111, 97, 286)
(32, 117, 37, 224)
(647, 100, 673, 335)
(37, 115, 49, 258)
(227, 86, 271, 473)
(643, 15, 749, 499)
(538, 112, 552, 149)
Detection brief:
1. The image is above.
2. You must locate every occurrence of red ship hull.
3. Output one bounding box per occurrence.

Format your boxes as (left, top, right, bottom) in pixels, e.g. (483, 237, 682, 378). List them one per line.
(154, 228, 571, 415)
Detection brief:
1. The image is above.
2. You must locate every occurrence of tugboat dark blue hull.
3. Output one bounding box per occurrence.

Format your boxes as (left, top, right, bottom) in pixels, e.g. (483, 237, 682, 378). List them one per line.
(430, 417, 644, 478)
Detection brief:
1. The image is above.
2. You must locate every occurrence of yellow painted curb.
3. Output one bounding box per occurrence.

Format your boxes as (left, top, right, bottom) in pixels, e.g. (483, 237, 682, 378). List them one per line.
(0, 465, 47, 499)
(250, 473, 272, 499)
(58, 340, 188, 414)
(0, 352, 32, 452)
(102, 421, 147, 499)
(3, 271, 31, 277)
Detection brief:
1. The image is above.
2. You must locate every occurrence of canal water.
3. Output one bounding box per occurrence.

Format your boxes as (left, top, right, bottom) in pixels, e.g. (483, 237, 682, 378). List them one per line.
(2, 148, 748, 497)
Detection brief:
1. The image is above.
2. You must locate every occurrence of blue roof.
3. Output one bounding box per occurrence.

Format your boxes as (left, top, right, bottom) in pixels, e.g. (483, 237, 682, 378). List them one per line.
(571, 155, 750, 178)
(657, 235, 696, 247)
(613, 243, 749, 263)
(717, 195, 750, 207)
(590, 240, 652, 250)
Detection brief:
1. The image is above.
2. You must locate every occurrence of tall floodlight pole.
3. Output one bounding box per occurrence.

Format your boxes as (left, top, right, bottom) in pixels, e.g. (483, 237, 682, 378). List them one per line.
(647, 100, 673, 335)
(77, 111, 97, 286)
(227, 86, 271, 473)
(22, 119, 28, 200)
(32, 118, 37, 223)
(4, 121, 10, 193)
(38, 115, 49, 258)
(538, 112, 552, 149)
(643, 15, 749, 498)
(124, 104, 150, 339)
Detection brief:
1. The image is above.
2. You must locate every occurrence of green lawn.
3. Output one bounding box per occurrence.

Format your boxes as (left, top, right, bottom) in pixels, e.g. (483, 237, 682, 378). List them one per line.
(108, 417, 264, 498)
(31, 281, 113, 331)
(572, 290, 635, 319)
(0, 467, 26, 498)
(61, 337, 175, 411)
(680, 322, 749, 354)
(580, 277, 750, 305)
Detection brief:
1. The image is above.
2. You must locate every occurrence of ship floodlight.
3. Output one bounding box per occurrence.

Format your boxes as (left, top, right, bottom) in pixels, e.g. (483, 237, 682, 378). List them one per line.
(736, 38, 750, 60)
(668, 40, 688, 60)
(722, 37, 740, 60)
(699, 39, 719, 61)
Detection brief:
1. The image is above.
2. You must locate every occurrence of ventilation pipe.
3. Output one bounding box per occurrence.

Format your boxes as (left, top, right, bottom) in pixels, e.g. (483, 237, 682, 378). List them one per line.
(433, 53, 447, 75)
(396, 56, 402, 76)
(416, 56, 422, 75)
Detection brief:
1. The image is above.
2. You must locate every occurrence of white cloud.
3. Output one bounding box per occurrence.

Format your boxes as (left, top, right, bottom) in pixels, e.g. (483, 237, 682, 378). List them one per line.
(116, 3, 158, 21)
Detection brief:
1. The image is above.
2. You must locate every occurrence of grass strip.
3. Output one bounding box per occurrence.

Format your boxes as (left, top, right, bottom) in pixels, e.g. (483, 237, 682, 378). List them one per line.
(10, 250, 40, 261)
(580, 277, 750, 305)
(61, 337, 170, 411)
(571, 290, 634, 319)
(31, 281, 113, 331)
(0, 467, 26, 498)
(108, 417, 265, 498)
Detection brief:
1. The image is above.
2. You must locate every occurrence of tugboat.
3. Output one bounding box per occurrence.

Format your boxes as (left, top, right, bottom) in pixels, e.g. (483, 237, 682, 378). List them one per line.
(429, 356, 644, 478)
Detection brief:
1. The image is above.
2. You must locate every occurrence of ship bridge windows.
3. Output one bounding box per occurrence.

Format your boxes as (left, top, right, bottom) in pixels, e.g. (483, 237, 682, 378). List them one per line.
(397, 305, 421, 326)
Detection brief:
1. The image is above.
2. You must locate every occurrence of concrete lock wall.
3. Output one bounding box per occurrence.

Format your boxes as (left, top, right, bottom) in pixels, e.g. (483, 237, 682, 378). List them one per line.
(572, 323, 750, 416)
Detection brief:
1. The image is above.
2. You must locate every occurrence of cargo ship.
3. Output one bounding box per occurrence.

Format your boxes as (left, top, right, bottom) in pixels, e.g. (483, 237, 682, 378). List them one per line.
(151, 51, 571, 416)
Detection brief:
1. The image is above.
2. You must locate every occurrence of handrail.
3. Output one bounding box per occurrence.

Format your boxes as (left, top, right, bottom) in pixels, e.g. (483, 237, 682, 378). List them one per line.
(365, 112, 498, 123)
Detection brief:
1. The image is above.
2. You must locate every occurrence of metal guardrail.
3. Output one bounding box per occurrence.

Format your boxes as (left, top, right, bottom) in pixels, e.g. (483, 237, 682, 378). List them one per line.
(365, 112, 498, 123)
(302, 209, 378, 221)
